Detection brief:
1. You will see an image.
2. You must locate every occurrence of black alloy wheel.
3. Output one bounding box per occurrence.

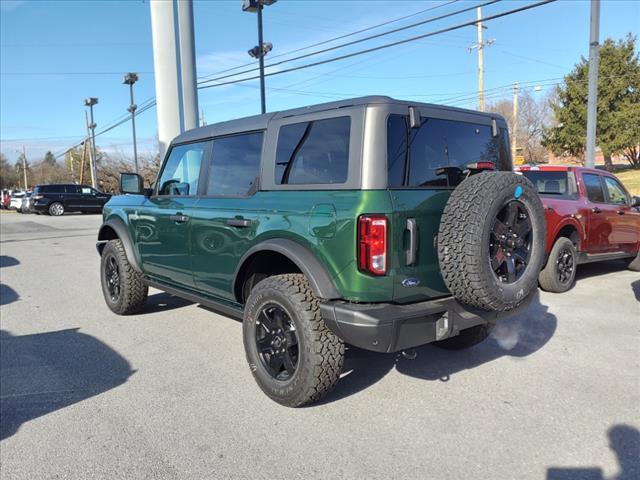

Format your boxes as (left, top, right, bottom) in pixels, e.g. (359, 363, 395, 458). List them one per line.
(104, 254, 121, 302)
(556, 246, 575, 285)
(255, 303, 299, 381)
(489, 200, 533, 284)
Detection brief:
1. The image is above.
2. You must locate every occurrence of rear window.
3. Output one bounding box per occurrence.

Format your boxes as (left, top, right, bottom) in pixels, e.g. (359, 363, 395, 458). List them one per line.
(275, 116, 350, 185)
(519, 170, 576, 198)
(387, 115, 511, 188)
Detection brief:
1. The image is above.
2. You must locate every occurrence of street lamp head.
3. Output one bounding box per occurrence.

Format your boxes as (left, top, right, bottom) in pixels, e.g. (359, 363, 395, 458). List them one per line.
(123, 72, 139, 85)
(84, 97, 98, 107)
(248, 46, 261, 58)
(248, 42, 272, 58)
(241, 0, 276, 12)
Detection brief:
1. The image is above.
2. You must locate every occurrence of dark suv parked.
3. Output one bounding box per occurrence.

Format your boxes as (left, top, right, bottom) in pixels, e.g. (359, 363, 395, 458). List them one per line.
(33, 184, 111, 216)
(97, 96, 546, 406)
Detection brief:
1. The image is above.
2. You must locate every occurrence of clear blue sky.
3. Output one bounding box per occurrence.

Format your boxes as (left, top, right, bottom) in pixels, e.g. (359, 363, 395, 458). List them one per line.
(1, 0, 638, 163)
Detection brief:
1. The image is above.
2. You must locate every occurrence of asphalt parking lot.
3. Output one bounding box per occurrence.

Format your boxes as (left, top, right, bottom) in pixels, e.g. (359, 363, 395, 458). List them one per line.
(0, 211, 638, 480)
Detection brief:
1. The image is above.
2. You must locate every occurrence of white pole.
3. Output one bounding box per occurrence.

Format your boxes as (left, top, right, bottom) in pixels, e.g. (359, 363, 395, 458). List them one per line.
(150, 0, 198, 159)
(585, 0, 600, 168)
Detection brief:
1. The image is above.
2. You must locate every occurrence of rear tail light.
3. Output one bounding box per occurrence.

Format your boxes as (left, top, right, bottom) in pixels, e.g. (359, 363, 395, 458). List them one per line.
(358, 215, 387, 276)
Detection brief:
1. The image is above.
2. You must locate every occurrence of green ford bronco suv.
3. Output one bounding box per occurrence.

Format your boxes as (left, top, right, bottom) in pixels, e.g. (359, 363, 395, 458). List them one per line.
(97, 96, 546, 407)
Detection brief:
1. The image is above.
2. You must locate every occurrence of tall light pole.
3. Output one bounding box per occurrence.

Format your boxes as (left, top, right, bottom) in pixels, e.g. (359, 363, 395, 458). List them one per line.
(242, 0, 276, 114)
(84, 97, 99, 189)
(585, 0, 600, 168)
(469, 7, 494, 112)
(123, 73, 140, 173)
(512, 81, 519, 161)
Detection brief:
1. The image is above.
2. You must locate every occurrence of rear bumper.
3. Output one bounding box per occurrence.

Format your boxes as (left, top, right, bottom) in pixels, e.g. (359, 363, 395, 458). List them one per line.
(320, 293, 534, 353)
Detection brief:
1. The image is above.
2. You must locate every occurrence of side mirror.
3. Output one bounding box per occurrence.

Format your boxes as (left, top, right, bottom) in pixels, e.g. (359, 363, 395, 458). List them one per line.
(632, 196, 640, 208)
(120, 173, 143, 195)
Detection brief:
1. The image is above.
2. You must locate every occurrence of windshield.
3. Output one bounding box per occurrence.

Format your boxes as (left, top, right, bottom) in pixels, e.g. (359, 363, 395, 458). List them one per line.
(519, 170, 576, 198)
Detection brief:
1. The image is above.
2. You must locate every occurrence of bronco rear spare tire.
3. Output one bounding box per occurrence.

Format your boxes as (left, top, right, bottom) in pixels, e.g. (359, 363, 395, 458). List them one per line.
(437, 172, 545, 311)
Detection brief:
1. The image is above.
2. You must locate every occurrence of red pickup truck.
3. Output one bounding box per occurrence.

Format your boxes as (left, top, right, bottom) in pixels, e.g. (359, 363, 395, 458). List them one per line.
(516, 166, 640, 292)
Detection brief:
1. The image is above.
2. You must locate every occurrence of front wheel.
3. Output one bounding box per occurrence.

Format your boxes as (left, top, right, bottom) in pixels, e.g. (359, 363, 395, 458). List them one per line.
(538, 237, 577, 293)
(100, 239, 148, 315)
(243, 274, 344, 407)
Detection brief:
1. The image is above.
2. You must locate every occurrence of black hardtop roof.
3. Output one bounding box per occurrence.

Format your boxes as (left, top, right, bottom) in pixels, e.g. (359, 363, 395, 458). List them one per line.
(173, 96, 507, 145)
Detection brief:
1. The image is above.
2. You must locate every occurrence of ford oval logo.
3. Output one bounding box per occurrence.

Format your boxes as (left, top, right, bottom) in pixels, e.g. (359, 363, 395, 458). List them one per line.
(401, 278, 421, 287)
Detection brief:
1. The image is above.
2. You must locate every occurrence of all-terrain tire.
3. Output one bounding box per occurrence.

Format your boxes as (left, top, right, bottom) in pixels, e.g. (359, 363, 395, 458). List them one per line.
(433, 324, 493, 350)
(438, 172, 546, 311)
(243, 274, 344, 407)
(538, 237, 577, 293)
(100, 239, 148, 315)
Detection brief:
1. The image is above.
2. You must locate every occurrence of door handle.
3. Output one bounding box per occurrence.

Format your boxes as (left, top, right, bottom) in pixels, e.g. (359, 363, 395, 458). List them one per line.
(170, 214, 189, 223)
(591, 207, 602, 214)
(405, 218, 418, 266)
(617, 210, 625, 215)
(226, 218, 251, 228)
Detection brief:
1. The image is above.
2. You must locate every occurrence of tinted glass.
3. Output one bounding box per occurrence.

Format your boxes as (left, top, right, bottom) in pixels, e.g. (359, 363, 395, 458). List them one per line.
(583, 173, 605, 203)
(66, 185, 81, 194)
(603, 176, 628, 205)
(206, 132, 263, 196)
(520, 171, 572, 197)
(158, 142, 206, 196)
(387, 115, 505, 188)
(276, 116, 350, 185)
(41, 185, 66, 193)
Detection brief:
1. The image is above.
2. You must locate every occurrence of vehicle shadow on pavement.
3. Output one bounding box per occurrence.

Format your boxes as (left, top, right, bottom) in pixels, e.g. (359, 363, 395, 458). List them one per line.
(631, 280, 640, 302)
(574, 260, 630, 284)
(320, 291, 556, 405)
(546, 424, 640, 480)
(0, 329, 134, 441)
(0, 255, 20, 268)
(0, 283, 19, 306)
(142, 291, 194, 314)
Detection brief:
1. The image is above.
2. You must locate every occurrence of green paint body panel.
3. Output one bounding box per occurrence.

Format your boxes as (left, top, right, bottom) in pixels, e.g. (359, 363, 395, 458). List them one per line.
(104, 188, 455, 305)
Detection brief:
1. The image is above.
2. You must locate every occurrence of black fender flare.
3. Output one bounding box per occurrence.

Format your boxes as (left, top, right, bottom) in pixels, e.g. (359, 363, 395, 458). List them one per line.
(96, 217, 142, 273)
(233, 239, 341, 301)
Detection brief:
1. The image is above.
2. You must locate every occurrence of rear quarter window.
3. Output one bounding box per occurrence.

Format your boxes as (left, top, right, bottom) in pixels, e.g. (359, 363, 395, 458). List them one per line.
(519, 171, 576, 199)
(275, 116, 350, 185)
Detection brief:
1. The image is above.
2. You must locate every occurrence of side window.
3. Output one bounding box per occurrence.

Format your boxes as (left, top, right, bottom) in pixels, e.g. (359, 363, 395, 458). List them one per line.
(81, 187, 93, 194)
(206, 132, 263, 196)
(603, 176, 628, 205)
(582, 173, 605, 203)
(157, 142, 206, 196)
(387, 115, 408, 187)
(275, 116, 350, 185)
(67, 185, 80, 194)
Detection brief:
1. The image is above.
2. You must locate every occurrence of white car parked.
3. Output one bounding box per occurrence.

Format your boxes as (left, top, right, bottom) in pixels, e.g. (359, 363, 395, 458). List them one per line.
(9, 191, 25, 210)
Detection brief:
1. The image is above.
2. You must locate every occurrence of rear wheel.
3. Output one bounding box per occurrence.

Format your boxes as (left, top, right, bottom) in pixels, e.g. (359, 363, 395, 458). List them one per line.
(48, 202, 64, 216)
(433, 324, 493, 350)
(438, 172, 546, 311)
(538, 237, 577, 293)
(243, 274, 344, 407)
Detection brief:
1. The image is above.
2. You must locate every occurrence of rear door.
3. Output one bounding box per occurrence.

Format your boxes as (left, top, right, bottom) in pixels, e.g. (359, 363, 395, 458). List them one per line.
(386, 108, 511, 303)
(134, 141, 207, 288)
(190, 131, 264, 301)
(601, 175, 640, 252)
(580, 173, 615, 253)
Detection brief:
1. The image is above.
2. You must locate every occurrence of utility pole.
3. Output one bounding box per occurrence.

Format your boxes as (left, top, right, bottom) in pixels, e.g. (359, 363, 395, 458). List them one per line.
(585, 0, 600, 168)
(512, 81, 519, 160)
(200, 109, 206, 127)
(79, 139, 87, 185)
(123, 73, 140, 173)
(84, 98, 99, 188)
(85, 110, 95, 188)
(21, 145, 28, 189)
(469, 7, 494, 112)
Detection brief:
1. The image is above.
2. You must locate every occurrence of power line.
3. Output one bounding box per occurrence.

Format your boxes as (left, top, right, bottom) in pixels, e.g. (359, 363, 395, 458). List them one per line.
(197, 0, 460, 81)
(199, 1, 557, 91)
(1, 71, 154, 76)
(198, 0, 501, 86)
